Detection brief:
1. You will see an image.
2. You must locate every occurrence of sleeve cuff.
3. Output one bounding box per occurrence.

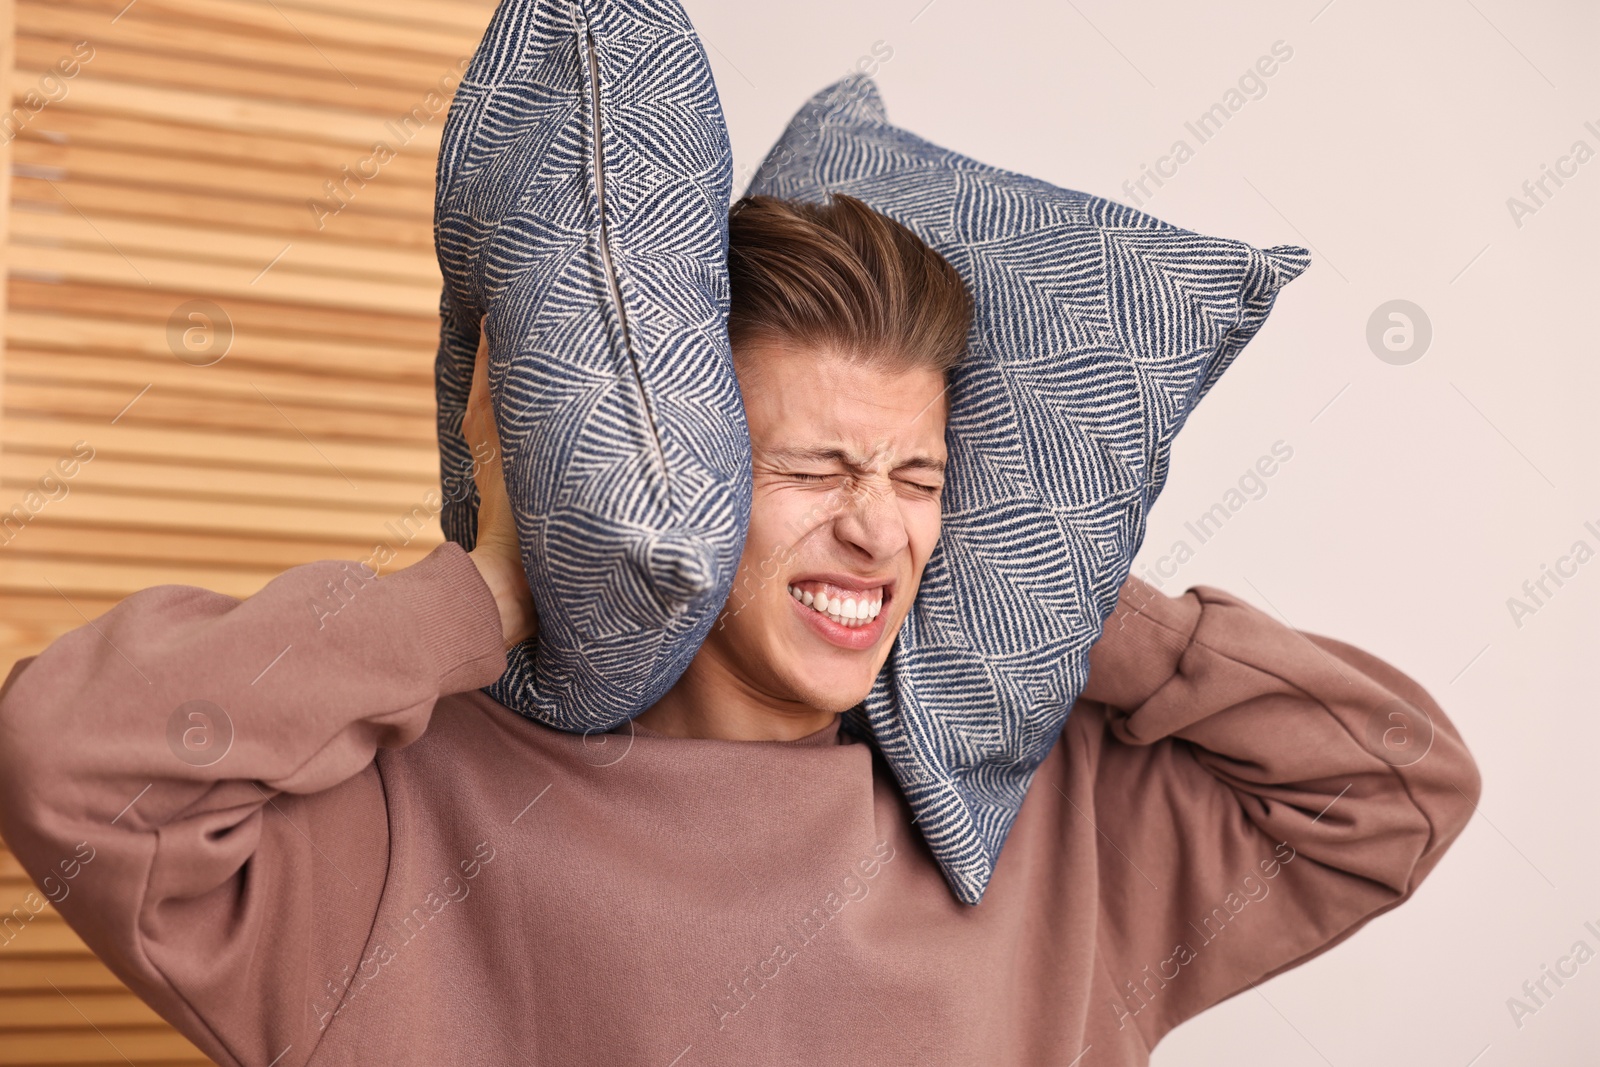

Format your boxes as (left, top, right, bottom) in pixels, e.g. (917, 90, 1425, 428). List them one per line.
(385, 541, 507, 695)
(1080, 574, 1202, 712)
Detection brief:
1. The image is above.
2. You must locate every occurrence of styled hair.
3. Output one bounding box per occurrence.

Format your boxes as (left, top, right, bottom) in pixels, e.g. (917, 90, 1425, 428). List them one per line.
(726, 192, 972, 376)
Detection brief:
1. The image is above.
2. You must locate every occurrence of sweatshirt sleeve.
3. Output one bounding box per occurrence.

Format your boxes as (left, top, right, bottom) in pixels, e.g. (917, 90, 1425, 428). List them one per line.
(1077, 575, 1480, 1048)
(0, 541, 506, 1067)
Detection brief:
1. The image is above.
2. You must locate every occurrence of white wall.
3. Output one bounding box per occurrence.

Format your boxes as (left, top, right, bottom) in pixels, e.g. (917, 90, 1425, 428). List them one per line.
(684, 0, 1600, 1061)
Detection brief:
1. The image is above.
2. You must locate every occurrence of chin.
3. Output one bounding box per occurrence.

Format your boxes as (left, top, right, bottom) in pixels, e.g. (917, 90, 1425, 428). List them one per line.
(780, 666, 876, 715)
(806, 687, 873, 716)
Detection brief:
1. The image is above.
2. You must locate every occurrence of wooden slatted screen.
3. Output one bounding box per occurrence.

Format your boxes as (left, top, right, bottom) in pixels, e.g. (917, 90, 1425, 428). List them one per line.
(0, 1, 496, 1061)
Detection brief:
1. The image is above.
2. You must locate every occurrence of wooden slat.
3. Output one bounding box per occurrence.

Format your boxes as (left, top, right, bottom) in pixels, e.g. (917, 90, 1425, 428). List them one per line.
(15, 34, 447, 117)
(13, 139, 436, 213)
(10, 212, 440, 284)
(12, 176, 436, 247)
(0, 955, 137, 993)
(3, 450, 436, 512)
(0, 485, 447, 543)
(0, 552, 419, 600)
(47, 0, 481, 58)
(8, 244, 440, 314)
(0, 1029, 213, 1064)
(10, 109, 440, 185)
(19, 6, 467, 91)
(0, 918, 90, 956)
(0, 519, 439, 570)
(272, 0, 494, 34)
(3, 416, 439, 479)
(13, 72, 449, 148)
(6, 311, 436, 381)
(9, 279, 436, 345)
(6, 351, 432, 413)
(4, 381, 435, 441)
(0, 993, 169, 1031)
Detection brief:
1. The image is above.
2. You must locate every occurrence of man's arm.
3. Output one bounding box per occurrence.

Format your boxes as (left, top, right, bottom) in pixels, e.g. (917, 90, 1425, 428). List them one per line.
(0, 321, 525, 1065)
(1076, 576, 1480, 1047)
(0, 542, 507, 1066)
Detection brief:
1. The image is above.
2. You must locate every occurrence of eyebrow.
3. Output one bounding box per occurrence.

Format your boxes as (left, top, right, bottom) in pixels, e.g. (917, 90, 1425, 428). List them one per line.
(760, 446, 947, 476)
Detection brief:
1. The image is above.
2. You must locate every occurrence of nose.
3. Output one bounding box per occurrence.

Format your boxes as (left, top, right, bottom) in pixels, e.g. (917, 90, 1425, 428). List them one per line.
(830, 476, 910, 562)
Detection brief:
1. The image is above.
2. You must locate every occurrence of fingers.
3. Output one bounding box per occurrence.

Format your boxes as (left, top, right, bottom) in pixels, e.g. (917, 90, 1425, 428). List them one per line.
(472, 320, 489, 400)
(466, 318, 509, 525)
(464, 318, 496, 458)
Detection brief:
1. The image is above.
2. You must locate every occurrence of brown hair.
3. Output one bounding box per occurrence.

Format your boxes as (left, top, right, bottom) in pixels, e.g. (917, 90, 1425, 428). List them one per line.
(726, 192, 972, 376)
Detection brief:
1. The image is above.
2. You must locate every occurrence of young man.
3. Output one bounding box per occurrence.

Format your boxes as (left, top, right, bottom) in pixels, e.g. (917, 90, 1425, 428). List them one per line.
(0, 194, 1479, 1066)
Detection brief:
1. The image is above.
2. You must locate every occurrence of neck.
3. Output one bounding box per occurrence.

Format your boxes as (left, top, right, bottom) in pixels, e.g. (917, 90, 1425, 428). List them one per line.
(635, 657, 838, 741)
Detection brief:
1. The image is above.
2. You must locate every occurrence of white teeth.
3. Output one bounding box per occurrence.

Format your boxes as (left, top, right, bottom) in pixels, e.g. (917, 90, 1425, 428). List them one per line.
(787, 584, 885, 627)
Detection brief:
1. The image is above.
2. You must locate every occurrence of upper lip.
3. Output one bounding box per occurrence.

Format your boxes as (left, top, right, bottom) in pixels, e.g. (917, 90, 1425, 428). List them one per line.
(786, 573, 897, 604)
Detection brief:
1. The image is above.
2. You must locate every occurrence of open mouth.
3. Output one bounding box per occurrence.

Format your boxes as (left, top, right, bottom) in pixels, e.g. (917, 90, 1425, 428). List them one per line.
(782, 577, 896, 651)
(786, 579, 888, 628)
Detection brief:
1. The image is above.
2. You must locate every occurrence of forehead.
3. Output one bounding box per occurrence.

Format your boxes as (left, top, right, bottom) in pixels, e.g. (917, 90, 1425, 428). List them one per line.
(735, 345, 949, 465)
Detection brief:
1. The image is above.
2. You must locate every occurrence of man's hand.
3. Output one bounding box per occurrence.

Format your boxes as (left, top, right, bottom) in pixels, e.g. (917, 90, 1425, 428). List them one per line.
(464, 319, 538, 650)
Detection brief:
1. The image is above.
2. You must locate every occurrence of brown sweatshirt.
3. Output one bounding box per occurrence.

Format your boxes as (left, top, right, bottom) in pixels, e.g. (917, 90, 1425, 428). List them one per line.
(0, 541, 1480, 1066)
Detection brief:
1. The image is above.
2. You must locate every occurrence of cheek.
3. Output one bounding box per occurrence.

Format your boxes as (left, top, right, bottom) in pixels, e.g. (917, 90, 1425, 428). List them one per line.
(730, 492, 808, 598)
(744, 486, 830, 562)
(904, 499, 943, 568)
(740, 492, 790, 563)
(882, 500, 941, 631)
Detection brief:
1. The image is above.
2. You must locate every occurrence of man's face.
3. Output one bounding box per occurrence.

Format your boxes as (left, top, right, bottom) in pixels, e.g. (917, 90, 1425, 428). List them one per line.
(702, 340, 949, 714)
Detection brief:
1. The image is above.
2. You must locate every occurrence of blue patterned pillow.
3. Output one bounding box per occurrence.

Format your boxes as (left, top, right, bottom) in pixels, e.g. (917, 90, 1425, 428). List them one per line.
(433, 0, 750, 730)
(747, 74, 1311, 905)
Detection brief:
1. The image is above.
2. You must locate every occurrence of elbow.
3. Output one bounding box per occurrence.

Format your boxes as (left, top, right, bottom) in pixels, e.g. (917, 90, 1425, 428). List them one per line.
(0, 658, 67, 885)
(1313, 656, 1483, 897)
(0, 648, 117, 825)
(1418, 711, 1482, 858)
(1334, 635, 1483, 875)
(0, 656, 48, 785)
(1377, 687, 1482, 895)
(0, 656, 66, 822)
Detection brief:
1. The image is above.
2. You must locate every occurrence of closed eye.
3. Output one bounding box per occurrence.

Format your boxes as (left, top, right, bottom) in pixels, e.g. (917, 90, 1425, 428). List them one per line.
(788, 471, 939, 494)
